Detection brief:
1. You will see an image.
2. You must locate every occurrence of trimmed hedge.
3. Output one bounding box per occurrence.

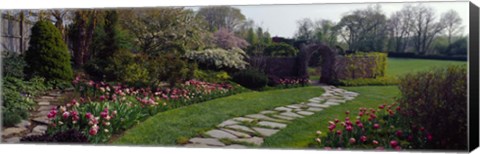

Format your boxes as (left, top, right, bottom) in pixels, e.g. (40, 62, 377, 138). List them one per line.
(264, 42, 298, 57)
(397, 65, 467, 150)
(337, 76, 399, 86)
(232, 69, 268, 90)
(334, 52, 387, 80)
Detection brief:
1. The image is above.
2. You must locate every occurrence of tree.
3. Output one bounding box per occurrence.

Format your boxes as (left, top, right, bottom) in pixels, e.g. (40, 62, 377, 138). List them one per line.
(410, 4, 444, 55)
(24, 20, 73, 82)
(196, 6, 246, 32)
(68, 10, 98, 68)
(387, 5, 415, 53)
(213, 27, 249, 49)
(440, 10, 463, 46)
(120, 8, 209, 56)
(294, 18, 315, 41)
(313, 19, 338, 47)
(336, 4, 388, 51)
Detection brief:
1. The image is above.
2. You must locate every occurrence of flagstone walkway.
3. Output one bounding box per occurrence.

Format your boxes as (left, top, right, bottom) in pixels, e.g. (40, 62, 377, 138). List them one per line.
(183, 85, 359, 148)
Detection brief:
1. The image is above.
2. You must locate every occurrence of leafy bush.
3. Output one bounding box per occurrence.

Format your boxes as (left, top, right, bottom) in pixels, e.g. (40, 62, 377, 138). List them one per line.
(338, 76, 399, 86)
(264, 42, 298, 57)
(193, 69, 231, 83)
(24, 20, 73, 82)
(147, 53, 192, 87)
(335, 52, 387, 80)
(397, 65, 467, 150)
(185, 48, 249, 71)
(21, 129, 89, 143)
(232, 69, 268, 90)
(2, 76, 50, 126)
(2, 52, 27, 78)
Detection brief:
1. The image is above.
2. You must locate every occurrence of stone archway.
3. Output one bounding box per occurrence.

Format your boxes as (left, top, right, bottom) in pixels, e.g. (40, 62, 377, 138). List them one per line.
(297, 42, 337, 84)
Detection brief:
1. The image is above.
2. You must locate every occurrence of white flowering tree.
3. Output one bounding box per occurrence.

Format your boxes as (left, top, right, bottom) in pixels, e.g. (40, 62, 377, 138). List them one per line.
(185, 48, 249, 70)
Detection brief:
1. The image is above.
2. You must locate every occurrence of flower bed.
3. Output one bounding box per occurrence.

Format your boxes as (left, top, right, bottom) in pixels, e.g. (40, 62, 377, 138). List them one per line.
(45, 78, 246, 143)
(314, 102, 432, 150)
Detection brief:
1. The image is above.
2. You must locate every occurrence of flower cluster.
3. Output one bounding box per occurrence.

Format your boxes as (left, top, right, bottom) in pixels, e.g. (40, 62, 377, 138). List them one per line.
(271, 77, 310, 88)
(315, 102, 432, 150)
(47, 77, 245, 143)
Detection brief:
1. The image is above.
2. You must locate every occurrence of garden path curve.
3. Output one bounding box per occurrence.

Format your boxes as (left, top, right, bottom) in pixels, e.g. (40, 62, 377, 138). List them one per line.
(183, 85, 359, 148)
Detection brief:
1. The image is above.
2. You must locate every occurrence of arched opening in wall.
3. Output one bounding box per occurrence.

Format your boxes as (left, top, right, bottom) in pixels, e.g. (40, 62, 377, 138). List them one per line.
(298, 42, 337, 84)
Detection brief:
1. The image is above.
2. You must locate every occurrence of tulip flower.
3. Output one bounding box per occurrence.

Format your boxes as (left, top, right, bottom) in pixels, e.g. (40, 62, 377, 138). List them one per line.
(315, 138, 321, 143)
(360, 136, 367, 142)
(349, 138, 356, 144)
(336, 130, 342, 135)
(396, 130, 403, 137)
(373, 123, 380, 129)
(345, 125, 353, 132)
(373, 140, 379, 145)
(62, 112, 70, 119)
(390, 140, 398, 147)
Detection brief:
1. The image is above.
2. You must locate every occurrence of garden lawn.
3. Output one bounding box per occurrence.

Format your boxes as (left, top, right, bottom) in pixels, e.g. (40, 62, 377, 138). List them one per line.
(261, 86, 400, 148)
(386, 58, 466, 77)
(113, 86, 324, 145)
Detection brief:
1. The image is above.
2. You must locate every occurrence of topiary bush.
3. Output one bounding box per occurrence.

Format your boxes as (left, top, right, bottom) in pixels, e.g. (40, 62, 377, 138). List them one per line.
(397, 65, 467, 150)
(24, 20, 73, 82)
(232, 69, 268, 90)
(264, 42, 298, 57)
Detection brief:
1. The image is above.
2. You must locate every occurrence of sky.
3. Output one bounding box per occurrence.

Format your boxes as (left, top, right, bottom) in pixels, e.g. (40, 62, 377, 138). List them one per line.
(193, 1, 470, 38)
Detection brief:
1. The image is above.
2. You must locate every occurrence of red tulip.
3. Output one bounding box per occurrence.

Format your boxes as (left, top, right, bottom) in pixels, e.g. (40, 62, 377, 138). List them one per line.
(390, 140, 398, 147)
(346, 125, 353, 132)
(373, 123, 380, 129)
(360, 136, 367, 142)
(345, 111, 350, 115)
(396, 130, 402, 137)
(334, 119, 339, 123)
(85, 112, 93, 119)
(336, 130, 342, 135)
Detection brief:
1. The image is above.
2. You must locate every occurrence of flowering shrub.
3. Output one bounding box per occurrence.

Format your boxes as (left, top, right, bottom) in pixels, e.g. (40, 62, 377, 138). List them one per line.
(315, 102, 432, 150)
(46, 77, 245, 143)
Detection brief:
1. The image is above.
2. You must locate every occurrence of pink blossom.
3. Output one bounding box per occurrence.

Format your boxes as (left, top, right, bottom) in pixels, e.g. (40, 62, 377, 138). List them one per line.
(373, 123, 380, 129)
(349, 138, 356, 144)
(360, 136, 367, 142)
(85, 112, 93, 119)
(99, 95, 106, 101)
(390, 140, 398, 147)
(396, 130, 402, 137)
(336, 130, 342, 135)
(345, 125, 353, 132)
(373, 140, 379, 145)
(62, 112, 70, 119)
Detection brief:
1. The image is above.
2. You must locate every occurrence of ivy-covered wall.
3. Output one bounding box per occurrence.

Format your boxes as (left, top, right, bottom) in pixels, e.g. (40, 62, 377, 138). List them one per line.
(334, 52, 387, 80)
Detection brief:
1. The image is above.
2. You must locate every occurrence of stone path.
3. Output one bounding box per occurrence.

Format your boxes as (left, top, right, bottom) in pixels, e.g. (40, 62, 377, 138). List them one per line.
(183, 85, 359, 148)
(1, 90, 65, 143)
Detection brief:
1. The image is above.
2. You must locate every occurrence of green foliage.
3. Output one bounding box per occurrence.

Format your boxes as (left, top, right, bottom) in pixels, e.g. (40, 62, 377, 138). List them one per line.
(2, 52, 27, 78)
(340, 52, 387, 79)
(107, 49, 149, 85)
(232, 69, 268, 90)
(193, 70, 231, 83)
(185, 48, 249, 71)
(24, 20, 73, 82)
(147, 52, 192, 87)
(397, 65, 467, 150)
(2, 76, 51, 126)
(445, 37, 467, 56)
(338, 76, 399, 86)
(264, 42, 298, 57)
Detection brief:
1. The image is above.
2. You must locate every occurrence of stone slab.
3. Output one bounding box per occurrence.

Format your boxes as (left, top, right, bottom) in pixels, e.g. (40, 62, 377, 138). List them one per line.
(32, 125, 48, 134)
(217, 120, 239, 127)
(245, 114, 286, 123)
(205, 129, 237, 139)
(34, 111, 50, 117)
(257, 121, 287, 129)
(273, 107, 292, 112)
(221, 129, 251, 138)
(272, 114, 296, 121)
(15, 120, 31, 128)
(189, 138, 225, 146)
(252, 127, 279, 136)
(2, 127, 27, 137)
(5, 137, 21, 143)
(232, 117, 254, 123)
(231, 137, 263, 146)
(259, 110, 276, 114)
(37, 106, 55, 112)
(280, 112, 304, 118)
(225, 125, 256, 134)
(38, 102, 50, 106)
(324, 102, 340, 106)
(32, 117, 50, 125)
(225, 144, 247, 148)
(297, 111, 314, 116)
(307, 107, 324, 112)
(306, 103, 330, 108)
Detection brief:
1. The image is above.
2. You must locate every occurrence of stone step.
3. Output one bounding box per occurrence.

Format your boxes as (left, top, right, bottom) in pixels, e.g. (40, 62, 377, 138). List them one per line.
(231, 137, 263, 146)
(252, 127, 279, 137)
(225, 125, 256, 134)
(280, 112, 304, 118)
(205, 129, 237, 139)
(221, 128, 251, 138)
(297, 111, 314, 116)
(245, 114, 287, 123)
(217, 120, 239, 127)
(256, 121, 287, 129)
(189, 138, 226, 146)
(2, 127, 27, 138)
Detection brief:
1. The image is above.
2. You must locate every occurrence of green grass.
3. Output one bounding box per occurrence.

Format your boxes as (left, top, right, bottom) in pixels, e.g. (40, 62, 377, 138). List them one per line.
(113, 86, 325, 145)
(386, 58, 466, 77)
(261, 86, 400, 149)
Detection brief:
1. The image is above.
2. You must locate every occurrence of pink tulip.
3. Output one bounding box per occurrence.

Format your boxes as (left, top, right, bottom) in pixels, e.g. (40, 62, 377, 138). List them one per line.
(373, 140, 379, 145)
(336, 130, 342, 135)
(373, 123, 380, 129)
(346, 125, 353, 132)
(85, 112, 93, 119)
(345, 111, 350, 115)
(390, 140, 398, 147)
(360, 136, 367, 142)
(89, 127, 98, 136)
(62, 112, 70, 119)
(334, 119, 339, 123)
(396, 130, 402, 137)
(395, 146, 402, 150)
(99, 95, 106, 101)
(426, 133, 433, 141)
(349, 138, 356, 144)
